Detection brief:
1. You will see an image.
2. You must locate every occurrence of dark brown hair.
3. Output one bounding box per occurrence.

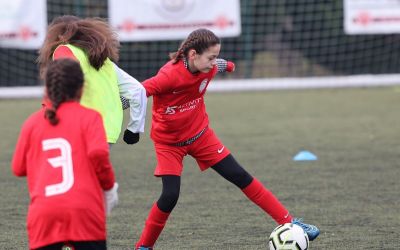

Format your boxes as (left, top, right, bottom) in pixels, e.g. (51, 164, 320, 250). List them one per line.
(169, 28, 220, 64)
(44, 59, 84, 125)
(38, 15, 119, 78)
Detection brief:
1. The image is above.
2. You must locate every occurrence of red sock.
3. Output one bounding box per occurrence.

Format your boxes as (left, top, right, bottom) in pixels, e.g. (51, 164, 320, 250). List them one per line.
(241, 178, 292, 224)
(135, 203, 170, 248)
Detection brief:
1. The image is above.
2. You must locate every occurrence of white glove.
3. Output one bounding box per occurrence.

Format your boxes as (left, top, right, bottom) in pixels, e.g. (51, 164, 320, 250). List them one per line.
(104, 182, 119, 215)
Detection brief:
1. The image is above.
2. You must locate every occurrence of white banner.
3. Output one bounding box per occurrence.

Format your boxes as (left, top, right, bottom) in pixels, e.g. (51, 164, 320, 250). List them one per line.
(108, 0, 241, 41)
(0, 0, 47, 49)
(344, 0, 400, 34)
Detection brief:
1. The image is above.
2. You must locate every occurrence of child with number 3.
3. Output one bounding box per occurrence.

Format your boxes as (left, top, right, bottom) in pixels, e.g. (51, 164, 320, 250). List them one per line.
(135, 29, 320, 249)
(12, 59, 118, 250)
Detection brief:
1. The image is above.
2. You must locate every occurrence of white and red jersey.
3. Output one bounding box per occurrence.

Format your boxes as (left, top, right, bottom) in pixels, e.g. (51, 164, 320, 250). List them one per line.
(12, 101, 115, 249)
(143, 59, 234, 144)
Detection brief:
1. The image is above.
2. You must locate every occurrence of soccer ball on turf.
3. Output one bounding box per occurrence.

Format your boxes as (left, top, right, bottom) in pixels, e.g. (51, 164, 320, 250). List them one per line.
(268, 223, 309, 250)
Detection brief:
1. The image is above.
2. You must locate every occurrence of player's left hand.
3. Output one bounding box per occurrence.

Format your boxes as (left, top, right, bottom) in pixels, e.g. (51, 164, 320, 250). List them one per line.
(123, 129, 140, 144)
(104, 182, 119, 215)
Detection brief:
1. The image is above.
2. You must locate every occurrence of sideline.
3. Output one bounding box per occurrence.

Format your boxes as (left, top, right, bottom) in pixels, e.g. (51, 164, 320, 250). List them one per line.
(1, 74, 400, 98)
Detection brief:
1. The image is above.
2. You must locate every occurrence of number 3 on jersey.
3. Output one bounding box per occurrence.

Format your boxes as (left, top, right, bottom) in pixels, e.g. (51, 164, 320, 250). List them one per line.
(42, 138, 74, 197)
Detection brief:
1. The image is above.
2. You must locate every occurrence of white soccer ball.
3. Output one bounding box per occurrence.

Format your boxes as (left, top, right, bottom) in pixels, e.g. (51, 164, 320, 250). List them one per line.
(269, 223, 309, 250)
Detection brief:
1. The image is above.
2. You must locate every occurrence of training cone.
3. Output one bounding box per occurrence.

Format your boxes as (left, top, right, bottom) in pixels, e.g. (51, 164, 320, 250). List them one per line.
(293, 150, 317, 161)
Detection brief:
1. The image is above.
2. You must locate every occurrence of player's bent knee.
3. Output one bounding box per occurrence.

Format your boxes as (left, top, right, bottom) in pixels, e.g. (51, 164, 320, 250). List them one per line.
(157, 190, 179, 212)
(231, 170, 253, 189)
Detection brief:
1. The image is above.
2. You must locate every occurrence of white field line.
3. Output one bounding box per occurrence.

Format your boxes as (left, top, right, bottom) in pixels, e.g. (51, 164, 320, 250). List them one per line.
(1, 74, 399, 98)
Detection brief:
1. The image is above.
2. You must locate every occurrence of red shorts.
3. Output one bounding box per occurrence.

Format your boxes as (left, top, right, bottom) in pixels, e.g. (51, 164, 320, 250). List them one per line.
(153, 128, 230, 176)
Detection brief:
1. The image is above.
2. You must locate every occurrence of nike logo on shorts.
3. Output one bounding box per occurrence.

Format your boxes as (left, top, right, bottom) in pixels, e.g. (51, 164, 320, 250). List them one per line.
(218, 146, 225, 154)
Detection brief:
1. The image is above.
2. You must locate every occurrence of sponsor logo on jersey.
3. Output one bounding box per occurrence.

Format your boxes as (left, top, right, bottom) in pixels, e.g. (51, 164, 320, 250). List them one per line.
(165, 106, 178, 114)
(165, 97, 202, 115)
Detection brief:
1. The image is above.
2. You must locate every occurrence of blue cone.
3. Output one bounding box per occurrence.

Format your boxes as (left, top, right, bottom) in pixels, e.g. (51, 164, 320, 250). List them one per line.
(293, 150, 317, 161)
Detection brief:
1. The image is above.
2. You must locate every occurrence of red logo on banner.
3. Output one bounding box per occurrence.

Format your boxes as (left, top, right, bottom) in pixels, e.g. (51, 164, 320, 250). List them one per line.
(120, 20, 136, 33)
(0, 26, 37, 40)
(354, 12, 371, 26)
(20, 26, 34, 40)
(215, 16, 230, 29)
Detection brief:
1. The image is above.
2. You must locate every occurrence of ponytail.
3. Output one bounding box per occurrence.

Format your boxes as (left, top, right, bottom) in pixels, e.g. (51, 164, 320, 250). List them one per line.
(44, 59, 84, 126)
(44, 107, 59, 125)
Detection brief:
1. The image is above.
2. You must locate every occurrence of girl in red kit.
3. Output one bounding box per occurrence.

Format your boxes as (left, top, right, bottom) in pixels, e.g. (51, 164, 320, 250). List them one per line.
(12, 59, 118, 250)
(135, 29, 319, 249)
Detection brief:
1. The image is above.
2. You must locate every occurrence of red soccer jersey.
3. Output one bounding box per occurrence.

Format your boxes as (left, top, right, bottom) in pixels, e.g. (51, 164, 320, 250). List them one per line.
(11, 101, 115, 249)
(143, 60, 218, 144)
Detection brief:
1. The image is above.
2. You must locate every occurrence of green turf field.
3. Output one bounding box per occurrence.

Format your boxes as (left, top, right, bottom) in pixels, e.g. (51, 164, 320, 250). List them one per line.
(1, 87, 399, 249)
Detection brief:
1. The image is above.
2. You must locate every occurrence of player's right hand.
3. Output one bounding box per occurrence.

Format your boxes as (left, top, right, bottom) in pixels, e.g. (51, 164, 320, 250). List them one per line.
(123, 129, 140, 144)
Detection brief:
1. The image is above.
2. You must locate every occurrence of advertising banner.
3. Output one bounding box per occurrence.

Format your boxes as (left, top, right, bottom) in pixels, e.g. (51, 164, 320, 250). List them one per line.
(0, 0, 47, 49)
(344, 0, 400, 34)
(109, 0, 241, 41)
